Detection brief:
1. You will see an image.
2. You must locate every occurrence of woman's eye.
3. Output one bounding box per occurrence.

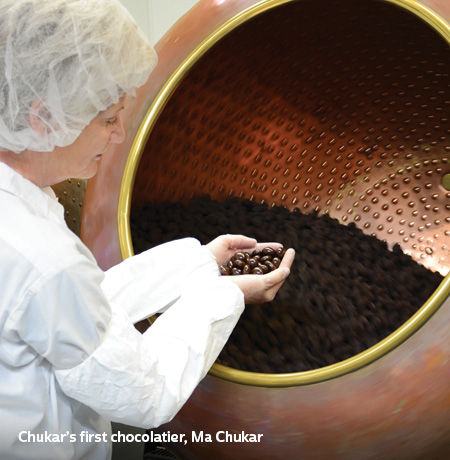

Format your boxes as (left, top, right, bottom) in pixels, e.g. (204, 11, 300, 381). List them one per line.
(105, 117, 117, 125)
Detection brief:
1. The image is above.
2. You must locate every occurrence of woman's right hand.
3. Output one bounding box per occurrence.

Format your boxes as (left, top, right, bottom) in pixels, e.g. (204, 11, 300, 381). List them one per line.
(228, 248, 295, 304)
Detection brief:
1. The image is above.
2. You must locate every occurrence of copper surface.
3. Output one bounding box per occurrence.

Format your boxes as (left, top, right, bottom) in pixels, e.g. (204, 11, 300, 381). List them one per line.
(52, 179, 86, 236)
(80, 0, 450, 458)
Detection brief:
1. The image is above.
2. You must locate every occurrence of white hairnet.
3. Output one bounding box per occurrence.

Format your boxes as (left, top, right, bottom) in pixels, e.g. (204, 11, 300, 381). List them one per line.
(0, 0, 157, 153)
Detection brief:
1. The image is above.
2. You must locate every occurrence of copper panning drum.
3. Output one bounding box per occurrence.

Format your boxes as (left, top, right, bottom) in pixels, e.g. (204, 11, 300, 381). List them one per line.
(82, 0, 450, 458)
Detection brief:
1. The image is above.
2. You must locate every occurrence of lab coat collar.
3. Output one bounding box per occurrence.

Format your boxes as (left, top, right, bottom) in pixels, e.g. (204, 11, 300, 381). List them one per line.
(0, 162, 65, 223)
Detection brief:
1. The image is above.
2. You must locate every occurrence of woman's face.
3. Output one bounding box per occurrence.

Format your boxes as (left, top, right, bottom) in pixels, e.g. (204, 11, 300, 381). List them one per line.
(55, 96, 127, 180)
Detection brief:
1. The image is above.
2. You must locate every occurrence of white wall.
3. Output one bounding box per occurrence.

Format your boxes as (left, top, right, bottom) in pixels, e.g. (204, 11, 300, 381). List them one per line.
(119, 0, 199, 45)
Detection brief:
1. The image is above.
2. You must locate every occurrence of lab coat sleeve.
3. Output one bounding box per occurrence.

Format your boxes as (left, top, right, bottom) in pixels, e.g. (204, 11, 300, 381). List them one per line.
(55, 266, 244, 428)
(101, 238, 219, 323)
(6, 255, 111, 370)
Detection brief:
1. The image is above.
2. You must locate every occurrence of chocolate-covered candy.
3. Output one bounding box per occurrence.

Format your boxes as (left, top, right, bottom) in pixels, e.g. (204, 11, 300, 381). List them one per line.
(220, 246, 285, 277)
(262, 247, 276, 256)
(258, 263, 269, 274)
(265, 261, 276, 271)
(233, 251, 247, 261)
(248, 258, 258, 268)
(233, 259, 246, 268)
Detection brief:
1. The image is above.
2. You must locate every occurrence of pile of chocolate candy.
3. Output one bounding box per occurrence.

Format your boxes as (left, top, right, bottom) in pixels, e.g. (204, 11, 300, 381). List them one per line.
(131, 196, 443, 373)
(219, 247, 286, 276)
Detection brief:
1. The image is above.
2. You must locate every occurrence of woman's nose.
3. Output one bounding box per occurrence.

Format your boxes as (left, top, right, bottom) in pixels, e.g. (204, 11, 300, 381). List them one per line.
(110, 116, 126, 144)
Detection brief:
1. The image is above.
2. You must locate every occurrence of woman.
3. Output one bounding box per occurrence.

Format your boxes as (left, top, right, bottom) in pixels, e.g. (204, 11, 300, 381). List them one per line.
(0, 1, 295, 459)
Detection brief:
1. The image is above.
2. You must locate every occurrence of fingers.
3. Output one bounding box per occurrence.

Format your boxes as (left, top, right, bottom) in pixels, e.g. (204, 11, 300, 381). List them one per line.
(254, 241, 284, 252)
(279, 248, 295, 269)
(225, 234, 257, 250)
(258, 248, 295, 300)
(264, 265, 290, 287)
(263, 248, 296, 287)
(214, 234, 288, 253)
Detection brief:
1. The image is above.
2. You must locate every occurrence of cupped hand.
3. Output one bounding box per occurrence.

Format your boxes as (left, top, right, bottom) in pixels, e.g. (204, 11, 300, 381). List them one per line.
(206, 234, 283, 265)
(229, 248, 295, 304)
(206, 234, 295, 304)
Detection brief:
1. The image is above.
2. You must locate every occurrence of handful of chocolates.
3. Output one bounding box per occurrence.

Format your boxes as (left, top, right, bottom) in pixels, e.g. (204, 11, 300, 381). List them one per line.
(219, 247, 286, 276)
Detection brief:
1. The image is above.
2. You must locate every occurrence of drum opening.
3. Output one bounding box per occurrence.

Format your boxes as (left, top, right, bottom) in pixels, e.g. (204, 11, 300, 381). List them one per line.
(122, 0, 449, 386)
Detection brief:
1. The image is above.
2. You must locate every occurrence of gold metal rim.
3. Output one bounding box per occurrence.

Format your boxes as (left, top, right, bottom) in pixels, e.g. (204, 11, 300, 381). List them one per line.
(118, 0, 450, 387)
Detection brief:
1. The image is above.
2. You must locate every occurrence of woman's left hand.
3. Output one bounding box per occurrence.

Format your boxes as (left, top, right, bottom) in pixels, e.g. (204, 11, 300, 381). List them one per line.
(206, 234, 283, 265)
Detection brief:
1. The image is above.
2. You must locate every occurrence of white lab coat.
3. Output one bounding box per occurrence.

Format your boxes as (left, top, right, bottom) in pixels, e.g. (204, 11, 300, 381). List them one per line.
(0, 162, 244, 459)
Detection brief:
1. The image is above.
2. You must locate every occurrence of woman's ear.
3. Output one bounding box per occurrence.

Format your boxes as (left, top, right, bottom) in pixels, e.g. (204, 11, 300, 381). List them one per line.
(29, 99, 52, 137)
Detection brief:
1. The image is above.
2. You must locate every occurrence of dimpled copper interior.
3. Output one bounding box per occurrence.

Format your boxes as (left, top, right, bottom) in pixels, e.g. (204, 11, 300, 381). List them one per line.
(52, 179, 86, 236)
(133, 0, 449, 276)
